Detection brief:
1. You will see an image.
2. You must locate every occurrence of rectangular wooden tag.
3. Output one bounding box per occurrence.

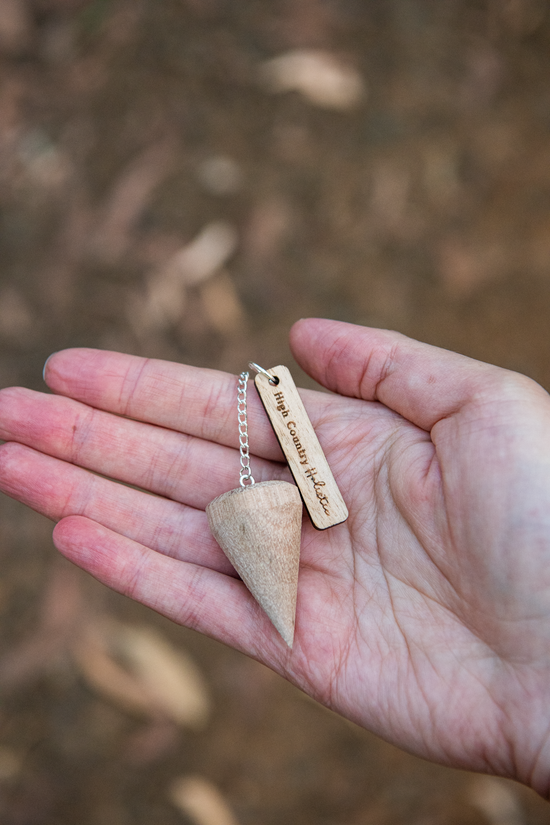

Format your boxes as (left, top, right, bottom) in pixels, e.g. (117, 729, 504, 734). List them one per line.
(254, 365, 348, 530)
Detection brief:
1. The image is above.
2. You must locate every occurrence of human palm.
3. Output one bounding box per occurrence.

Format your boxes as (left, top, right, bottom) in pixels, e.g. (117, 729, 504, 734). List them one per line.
(1, 318, 550, 795)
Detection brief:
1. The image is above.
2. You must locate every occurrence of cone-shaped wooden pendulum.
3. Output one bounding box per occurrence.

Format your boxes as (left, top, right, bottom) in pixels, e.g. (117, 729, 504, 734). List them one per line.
(206, 480, 302, 647)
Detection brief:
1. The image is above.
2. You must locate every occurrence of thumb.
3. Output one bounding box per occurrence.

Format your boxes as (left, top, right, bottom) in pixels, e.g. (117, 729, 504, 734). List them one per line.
(289, 318, 537, 431)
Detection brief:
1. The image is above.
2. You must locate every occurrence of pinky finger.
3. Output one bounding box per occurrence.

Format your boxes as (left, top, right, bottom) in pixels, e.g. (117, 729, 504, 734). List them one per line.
(53, 516, 289, 663)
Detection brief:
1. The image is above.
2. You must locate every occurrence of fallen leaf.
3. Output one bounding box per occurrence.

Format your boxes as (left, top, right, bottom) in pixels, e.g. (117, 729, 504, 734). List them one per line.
(114, 623, 210, 729)
(125, 287, 180, 340)
(128, 221, 238, 333)
(0, 287, 35, 343)
(437, 237, 508, 298)
(197, 156, 243, 196)
(169, 775, 239, 825)
(0, 746, 22, 780)
(469, 776, 524, 825)
(124, 718, 180, 766)
(144, 268, 188, 327)
(73, 632, 155, 718)
(200, 271, 246, 336)
(159, 221, 238, 287)
(243, 198, 293, 264)
(260, 49, 366, 110)
(0, 562, 84, 691)
(18, 128, 72, 190)
(91, 139, 176, 263)
(74, 622, 210, 729)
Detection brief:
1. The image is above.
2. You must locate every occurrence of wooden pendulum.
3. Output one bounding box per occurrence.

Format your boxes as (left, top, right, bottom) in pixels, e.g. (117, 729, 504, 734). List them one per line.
(207, 480, 302, 647)
(206, 364, 348, 648)
(206, 371, 302, 647)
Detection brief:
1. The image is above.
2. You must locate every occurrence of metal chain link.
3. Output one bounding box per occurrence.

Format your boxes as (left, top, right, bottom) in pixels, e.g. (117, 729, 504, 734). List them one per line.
(238, 371, 255, 487)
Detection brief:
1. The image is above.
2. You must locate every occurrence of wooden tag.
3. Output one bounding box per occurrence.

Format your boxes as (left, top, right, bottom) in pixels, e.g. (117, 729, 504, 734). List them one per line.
(254, 365, 348, 530)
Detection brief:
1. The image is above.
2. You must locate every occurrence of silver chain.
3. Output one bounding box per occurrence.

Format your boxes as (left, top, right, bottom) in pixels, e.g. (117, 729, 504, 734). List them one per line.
(238, 371, 255, 487)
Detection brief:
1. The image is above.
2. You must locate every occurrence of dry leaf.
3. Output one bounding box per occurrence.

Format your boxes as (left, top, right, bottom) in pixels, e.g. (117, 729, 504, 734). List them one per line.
(159, 221, 238, 287)
(18, 129, 72, 190)
(73, 622, 210, 729)
(40, 560, 85, 634)
(200, 271, 246, 335)
(437, 237, 508, 298)
(243, 198, 293, 264)
(128, 221, 238, 333)
(125, 718, 180, 767)
(73, 633, 155, 718)
(0, 746, 22, 780)
(144, 269, 187, 327)
(91, 139, 175, 263)
(0, 287, 35, 343)
(0, 562, 84, 691)
(126, 263, 188, 336)
(469, 776, 524, 825)
(114, 624, 210, 729)
(197, 156, 243, 196)
(260, 49, 366, 110)
(169, 775, 239, 825)
(0, 630, 66, 692)
(125, 288, 178, 339)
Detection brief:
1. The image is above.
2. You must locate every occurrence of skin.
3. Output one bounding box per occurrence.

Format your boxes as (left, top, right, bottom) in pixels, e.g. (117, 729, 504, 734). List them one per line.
(0, 318, 550, 795)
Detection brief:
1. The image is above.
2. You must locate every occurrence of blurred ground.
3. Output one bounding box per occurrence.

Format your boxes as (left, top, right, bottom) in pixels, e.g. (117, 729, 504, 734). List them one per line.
(1, 0, 550, 823)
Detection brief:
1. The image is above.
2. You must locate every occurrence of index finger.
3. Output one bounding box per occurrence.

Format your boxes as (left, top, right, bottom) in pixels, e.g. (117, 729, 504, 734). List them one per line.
(45, 349, 285, 459)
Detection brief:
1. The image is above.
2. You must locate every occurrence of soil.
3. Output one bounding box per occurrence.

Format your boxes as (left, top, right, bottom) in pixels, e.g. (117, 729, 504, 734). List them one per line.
(1, 1, 550, 823)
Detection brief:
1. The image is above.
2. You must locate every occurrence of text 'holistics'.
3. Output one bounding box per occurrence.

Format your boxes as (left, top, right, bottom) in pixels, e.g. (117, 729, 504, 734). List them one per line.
(273, 389, 330, 516)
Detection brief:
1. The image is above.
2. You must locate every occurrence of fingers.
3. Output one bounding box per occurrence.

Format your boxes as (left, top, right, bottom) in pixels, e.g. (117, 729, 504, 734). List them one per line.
(0, 442, 234, 575)
(290, 318, 542, 431)
(53, 515, 290, 660)
(0, 388, 290, 507)
(44, 348, 284, 460)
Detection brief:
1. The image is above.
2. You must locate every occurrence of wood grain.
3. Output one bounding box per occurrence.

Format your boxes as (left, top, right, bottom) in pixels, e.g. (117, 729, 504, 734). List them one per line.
(206, 480, 302, 648)
(254, 366, 348, 530)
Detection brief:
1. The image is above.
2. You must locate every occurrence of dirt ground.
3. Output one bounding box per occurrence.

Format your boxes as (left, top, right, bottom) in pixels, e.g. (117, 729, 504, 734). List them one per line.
(1, 1, 550, 823)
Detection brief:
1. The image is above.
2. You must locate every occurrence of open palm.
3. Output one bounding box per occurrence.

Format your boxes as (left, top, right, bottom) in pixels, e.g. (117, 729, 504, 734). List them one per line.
(1, 318, 550, 795)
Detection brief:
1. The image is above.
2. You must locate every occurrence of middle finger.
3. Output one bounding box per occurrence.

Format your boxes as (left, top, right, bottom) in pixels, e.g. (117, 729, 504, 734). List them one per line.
(0, 388, 290, 507)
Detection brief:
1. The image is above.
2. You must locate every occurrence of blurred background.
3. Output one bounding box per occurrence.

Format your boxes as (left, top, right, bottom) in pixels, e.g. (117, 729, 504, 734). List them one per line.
(0, 0, 550, 822)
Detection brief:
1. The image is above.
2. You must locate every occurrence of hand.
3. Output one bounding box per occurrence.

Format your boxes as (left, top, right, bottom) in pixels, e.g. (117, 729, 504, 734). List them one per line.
(1, 318, 550, 795)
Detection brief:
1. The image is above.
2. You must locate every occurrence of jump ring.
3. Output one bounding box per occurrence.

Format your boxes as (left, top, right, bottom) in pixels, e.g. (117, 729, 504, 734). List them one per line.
(248, 362, 279, 386)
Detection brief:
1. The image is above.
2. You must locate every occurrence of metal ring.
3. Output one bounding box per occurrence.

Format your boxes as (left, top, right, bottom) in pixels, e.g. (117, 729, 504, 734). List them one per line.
(248, 362, 279, 385)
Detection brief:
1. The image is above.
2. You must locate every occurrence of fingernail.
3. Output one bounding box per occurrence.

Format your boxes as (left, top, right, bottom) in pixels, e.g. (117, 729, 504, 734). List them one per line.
(43, 352, 58, 383)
